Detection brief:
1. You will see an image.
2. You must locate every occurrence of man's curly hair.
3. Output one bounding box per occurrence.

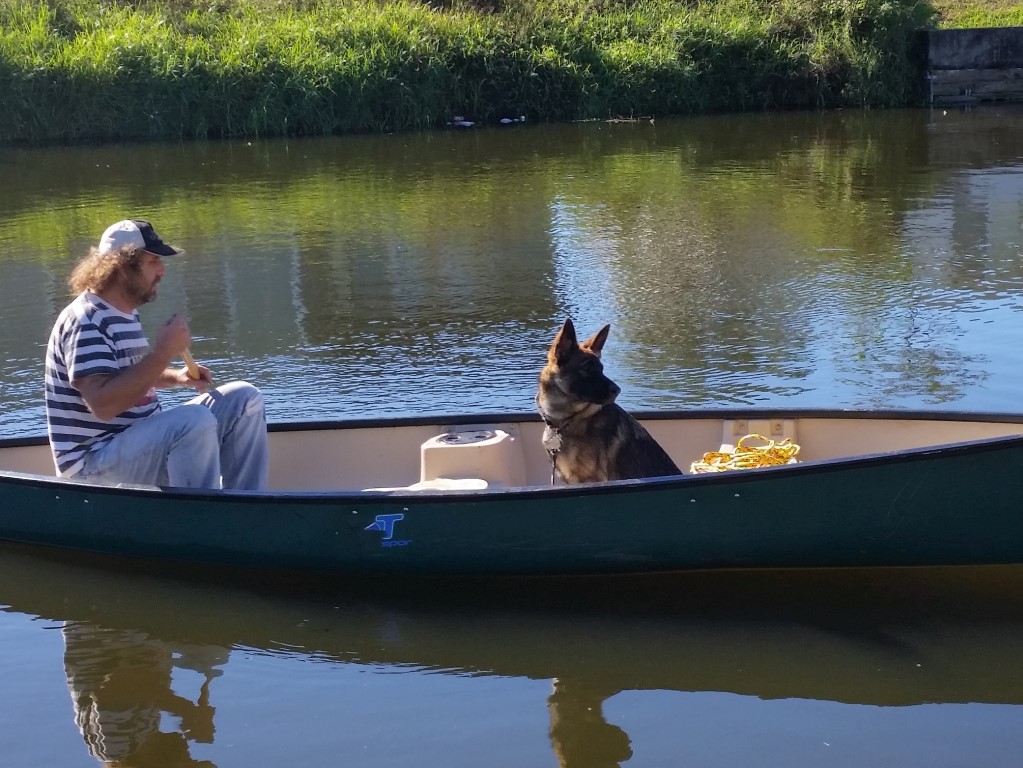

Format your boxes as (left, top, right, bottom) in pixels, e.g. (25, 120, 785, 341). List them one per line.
(69, 245, 145, 295)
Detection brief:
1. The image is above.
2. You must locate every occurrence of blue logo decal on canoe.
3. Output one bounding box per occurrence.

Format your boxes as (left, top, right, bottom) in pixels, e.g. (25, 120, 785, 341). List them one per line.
(364, 513, 411, 547)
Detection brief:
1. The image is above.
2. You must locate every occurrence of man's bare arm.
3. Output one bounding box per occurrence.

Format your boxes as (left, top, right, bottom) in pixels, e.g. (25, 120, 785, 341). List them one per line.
(73, 313, 196, 419)
(73, 349, 176, 420)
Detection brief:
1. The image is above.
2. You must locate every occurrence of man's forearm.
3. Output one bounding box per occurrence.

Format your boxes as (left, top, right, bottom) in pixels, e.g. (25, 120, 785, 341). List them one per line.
(156, 367, 185, 388)
(76, 350, 175, 419)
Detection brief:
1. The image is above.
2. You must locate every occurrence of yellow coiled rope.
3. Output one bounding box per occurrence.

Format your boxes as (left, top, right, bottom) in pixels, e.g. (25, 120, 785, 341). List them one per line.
(690, 434, 800, 473)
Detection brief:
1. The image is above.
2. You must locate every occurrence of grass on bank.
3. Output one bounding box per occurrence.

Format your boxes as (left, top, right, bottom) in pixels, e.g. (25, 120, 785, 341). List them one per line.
(0, 0, 971, 145)
(932, 0, 1023, 27)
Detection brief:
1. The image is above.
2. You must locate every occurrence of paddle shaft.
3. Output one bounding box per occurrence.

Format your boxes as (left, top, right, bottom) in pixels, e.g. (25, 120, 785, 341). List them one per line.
(181, 349, 201, 380)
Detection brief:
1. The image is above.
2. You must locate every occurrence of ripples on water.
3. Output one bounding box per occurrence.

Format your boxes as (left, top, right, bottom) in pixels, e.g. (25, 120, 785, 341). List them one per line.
(5, 106, 1023, 766)
(4, 548, 1023, 767)
(5, 109, 1023, 436)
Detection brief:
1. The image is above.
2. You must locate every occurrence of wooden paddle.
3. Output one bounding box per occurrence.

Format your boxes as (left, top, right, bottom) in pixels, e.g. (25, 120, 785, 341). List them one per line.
(181, 349, 201, 380)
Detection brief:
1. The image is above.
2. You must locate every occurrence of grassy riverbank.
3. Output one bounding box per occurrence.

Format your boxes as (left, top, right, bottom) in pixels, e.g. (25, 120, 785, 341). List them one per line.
(934, 0, 1023, 26)
(0, 0, 1005, 145)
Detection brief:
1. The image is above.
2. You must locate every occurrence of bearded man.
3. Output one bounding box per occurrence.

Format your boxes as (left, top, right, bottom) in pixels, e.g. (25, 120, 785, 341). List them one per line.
(44, 219, 268, 489)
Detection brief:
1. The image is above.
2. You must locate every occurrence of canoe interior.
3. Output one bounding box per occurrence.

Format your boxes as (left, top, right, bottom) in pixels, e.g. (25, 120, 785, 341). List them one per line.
(3, 410, 1023, 492)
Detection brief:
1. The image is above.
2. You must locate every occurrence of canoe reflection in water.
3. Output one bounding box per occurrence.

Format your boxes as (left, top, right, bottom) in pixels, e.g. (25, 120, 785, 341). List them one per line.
(62, 622, 226, 768)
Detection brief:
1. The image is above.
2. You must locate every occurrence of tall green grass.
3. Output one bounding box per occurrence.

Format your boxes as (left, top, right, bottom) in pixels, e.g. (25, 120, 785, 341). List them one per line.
(0, 0, 937, 145)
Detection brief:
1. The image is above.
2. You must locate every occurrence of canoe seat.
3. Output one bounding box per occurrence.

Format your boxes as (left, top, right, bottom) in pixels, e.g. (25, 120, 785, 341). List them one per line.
(362, 425, 526, 492)
(364, 477, 489, 492)
(719, 418, 796, 453)
(420, 426, 526, 486)
(408, 477, 489, 490)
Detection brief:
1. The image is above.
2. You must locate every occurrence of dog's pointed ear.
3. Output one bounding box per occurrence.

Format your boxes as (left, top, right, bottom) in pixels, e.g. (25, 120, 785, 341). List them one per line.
(580, 324, 611, 357)
(549, 318, 578, 364)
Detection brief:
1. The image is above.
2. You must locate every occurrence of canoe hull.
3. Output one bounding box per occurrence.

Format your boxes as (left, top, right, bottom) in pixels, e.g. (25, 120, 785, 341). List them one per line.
(3, 420, 1023, 575)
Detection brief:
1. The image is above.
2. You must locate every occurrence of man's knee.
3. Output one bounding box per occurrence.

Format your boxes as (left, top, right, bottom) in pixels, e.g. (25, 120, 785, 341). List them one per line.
(219, 381, 263, 409)
(216, 382, 266, 427)
(175, 404, 219, 439)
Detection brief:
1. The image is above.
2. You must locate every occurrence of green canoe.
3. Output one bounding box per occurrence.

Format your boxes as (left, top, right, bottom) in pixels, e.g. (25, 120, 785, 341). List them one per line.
(2, 409, 1023, 576)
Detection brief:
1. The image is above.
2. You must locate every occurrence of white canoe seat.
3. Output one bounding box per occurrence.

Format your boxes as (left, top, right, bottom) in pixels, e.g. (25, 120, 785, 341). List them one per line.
(420, 426, 526, 486)
(363, 425, 526, 492)
(363, 478, 489, 492)
(720, 418, 797, 453)
(407, 478, 489, 491)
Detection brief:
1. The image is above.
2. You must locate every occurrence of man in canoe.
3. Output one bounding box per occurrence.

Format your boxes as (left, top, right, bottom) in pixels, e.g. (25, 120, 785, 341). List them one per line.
(44, 219, 268, 489)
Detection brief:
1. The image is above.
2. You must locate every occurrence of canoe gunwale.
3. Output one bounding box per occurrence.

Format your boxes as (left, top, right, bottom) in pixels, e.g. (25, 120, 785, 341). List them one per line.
(1, 409, 1023, 503)
(6, 406, 1023, 451)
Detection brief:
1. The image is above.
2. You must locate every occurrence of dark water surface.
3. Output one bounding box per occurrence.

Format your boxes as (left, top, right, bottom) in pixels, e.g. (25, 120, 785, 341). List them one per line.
(4, 549, 1023, 767)
(3, 106, 1023, 766)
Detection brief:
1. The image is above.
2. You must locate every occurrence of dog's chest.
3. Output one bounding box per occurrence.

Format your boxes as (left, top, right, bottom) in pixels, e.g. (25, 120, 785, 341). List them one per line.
(549, 431, 613, 484)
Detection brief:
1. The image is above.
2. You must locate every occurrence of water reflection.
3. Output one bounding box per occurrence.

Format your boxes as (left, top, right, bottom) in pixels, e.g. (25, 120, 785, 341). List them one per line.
(3, 547, 1023, 767)
(63, 623, 224, 768)
(55, 614, 631, 768)
(4, 106, 1023, 766)
(547, 679, 632, 768)
(3, 107, 1023, 435)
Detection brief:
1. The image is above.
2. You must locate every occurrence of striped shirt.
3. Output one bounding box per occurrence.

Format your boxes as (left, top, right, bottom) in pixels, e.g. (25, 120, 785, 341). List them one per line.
(45, 292, 161, 476)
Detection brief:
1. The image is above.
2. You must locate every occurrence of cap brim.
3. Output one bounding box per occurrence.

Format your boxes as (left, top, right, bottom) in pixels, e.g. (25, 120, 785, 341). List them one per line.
(144, 243, 184, 256)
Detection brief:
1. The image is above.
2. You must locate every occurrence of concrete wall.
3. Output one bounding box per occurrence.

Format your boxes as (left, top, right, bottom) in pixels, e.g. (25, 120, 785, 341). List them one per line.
(928, 27, 1023, 104)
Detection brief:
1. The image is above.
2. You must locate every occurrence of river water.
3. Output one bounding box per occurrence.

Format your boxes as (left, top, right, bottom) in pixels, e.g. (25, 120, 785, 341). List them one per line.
(2, 106, 1023, 766)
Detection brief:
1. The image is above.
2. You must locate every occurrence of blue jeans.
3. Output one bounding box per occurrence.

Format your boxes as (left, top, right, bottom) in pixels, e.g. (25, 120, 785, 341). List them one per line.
(78, 381, 268, 490)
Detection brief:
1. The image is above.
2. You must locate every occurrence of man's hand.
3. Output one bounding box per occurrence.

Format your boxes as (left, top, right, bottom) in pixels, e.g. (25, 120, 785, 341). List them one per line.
(172, 363, 214, 394)
(153, 313, 192, 360)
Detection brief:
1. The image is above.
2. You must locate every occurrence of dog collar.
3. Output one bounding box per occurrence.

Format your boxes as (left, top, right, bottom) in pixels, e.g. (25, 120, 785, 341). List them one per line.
(541, 424, 561, 486)
(536, 394, 562, 485)
(541, 424, 563, 453)
(535, 393, 573, 431)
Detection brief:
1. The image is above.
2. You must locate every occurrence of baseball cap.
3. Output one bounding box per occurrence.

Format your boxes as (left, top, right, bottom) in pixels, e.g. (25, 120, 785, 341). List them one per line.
(98, 219, 183, 257)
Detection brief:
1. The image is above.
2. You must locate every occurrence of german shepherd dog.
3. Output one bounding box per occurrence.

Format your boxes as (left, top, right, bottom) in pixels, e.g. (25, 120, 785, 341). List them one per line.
(536, 319, 683, 484)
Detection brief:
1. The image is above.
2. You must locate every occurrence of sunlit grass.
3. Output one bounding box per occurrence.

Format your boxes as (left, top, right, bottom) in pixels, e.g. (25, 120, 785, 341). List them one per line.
(931, 0, 1023, 27)
(0, 0, 940, 144)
